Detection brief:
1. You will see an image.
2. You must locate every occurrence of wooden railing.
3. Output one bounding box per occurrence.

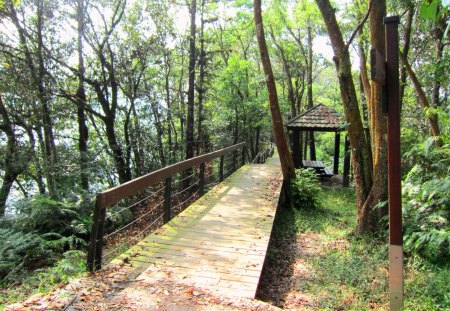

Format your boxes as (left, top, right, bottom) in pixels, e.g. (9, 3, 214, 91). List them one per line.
(87, 142, 246, 271)
(251, 145, 275, 164)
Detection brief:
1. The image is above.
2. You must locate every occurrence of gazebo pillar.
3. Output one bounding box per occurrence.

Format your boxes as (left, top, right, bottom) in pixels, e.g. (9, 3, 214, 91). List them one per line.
(292, 129, 301, 168)
(343, 135, 351, 187)
(333, 131, 340, 174)
(309, 131, 316, 160)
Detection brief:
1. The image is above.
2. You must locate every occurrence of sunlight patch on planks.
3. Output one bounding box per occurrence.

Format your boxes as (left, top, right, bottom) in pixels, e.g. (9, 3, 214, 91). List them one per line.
(110, 154, 282, 299)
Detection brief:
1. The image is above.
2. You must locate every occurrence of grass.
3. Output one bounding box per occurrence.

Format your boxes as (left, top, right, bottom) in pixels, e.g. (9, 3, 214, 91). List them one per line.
(268, 186, 450, 310)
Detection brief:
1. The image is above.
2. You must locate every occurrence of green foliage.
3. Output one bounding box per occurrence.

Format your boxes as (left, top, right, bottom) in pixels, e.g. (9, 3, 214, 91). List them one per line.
(14, 196, 79, 235)
(403, 143, 450, 263)
(37, 250, 86, 288)
(269, 187, 449, 309)
(0, 250, 87, 306)
(290, 168, 322, 210)
(0, 195, 90, 282)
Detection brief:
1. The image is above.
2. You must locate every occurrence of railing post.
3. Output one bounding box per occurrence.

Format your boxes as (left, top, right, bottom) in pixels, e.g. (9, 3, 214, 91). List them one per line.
(219, 155, 224, 181)
(241, 145, 246, 166)
(87, 195, 106, 271)
(87, 198, 100, 271)
(95, 207, 106, 270)
(199, 163, 205, 196)
(164, 177, 172, 223)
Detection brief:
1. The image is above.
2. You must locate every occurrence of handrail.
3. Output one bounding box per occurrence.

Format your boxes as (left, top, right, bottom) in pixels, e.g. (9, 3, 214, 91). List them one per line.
(87, 142, 246, 271)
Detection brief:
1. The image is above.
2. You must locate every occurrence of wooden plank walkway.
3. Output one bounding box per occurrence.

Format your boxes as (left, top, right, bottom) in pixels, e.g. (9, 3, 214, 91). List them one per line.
(109, 153, 282, 299)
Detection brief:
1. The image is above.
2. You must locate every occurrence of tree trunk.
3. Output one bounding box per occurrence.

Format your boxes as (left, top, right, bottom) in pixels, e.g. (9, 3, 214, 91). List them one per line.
(400, 6, 413, 109)
(76, 0, 89, 191)
(186, 0, 196, 160)
(9, 1, 58, 197)
(150, 98, 166, 167)
(364, 0, 388, 231)
(254, 0, 295, 181)
(165, 53, 174, 164)
(306, 21, 317, 159)
(0, 95, 31, 215)
(269, 27, 297, 117)
(197, 0, 206, 156)
(315, 0, 373, 218)
(432, 18, 445, 108)
(36, 0, 58, 198)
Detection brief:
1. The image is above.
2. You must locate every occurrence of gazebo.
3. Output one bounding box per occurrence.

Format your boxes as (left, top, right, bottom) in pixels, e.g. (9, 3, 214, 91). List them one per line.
(285, 104, 350, 185)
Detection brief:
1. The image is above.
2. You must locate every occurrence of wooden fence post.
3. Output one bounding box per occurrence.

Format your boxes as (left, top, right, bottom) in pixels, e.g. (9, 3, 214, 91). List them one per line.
(241, 145, 246, 166)
(95, 207, 106, 270)
(87, 198, 100, 271)
(87, 195, 106, 271)
(164, 177, 172, 223)
(219, 155, 224, 181)
(199, 163, 205, 196)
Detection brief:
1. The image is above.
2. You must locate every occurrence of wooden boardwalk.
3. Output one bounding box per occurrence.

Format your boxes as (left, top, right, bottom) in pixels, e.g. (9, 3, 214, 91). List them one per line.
(110, 154, 282, 299)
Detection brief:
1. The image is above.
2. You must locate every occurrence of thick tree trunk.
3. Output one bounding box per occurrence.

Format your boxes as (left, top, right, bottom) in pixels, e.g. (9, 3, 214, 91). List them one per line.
(315, 0, 373, 218)
(186, 0, 196, 160)
(104, 117, 131, 183)
(364, 0, 388, 231)
(254, 0, 295, 181)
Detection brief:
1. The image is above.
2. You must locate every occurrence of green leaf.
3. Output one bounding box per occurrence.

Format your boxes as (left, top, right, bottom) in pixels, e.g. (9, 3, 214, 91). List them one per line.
(420, 0, 439, 22)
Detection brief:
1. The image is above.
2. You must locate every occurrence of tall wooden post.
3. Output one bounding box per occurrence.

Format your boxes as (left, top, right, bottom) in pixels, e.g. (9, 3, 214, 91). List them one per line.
(385, 16, 403, 310)
(343, 135, 350, 187)
(292, 129, 301, 168)
(333, 131, 340, 174)
(309, 131, 316, 160)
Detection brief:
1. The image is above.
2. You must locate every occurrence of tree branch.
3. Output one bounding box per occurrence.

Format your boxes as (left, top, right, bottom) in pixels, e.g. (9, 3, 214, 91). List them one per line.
(344, 0, 373, 54)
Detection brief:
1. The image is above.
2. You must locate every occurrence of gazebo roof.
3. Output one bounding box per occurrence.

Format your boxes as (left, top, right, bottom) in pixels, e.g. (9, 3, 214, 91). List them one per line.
(285, 104, 344, 132)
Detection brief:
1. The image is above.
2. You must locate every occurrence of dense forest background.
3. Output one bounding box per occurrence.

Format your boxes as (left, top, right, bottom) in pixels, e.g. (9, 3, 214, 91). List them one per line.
(0, 0, 448, 300)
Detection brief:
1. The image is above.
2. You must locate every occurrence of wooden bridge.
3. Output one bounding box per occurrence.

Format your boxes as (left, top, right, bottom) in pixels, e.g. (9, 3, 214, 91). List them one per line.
(86, 143, 283, 300)
(108, 154, 282, 298)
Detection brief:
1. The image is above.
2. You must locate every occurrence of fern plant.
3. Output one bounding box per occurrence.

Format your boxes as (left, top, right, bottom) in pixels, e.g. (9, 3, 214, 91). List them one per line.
(403, 143, 450, 263)
(290, 168, 322, 209)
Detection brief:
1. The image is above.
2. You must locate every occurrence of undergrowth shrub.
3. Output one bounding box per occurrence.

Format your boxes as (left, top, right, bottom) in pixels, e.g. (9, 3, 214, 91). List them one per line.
(290, 168, 322, 209)
(403, 142, 450, 263)
(0, 195, 92, 283)
(37, 250, 86, 289)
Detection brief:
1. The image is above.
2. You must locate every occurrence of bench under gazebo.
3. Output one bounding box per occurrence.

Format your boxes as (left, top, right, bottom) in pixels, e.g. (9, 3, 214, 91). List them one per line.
(285, 104, 350, 186)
